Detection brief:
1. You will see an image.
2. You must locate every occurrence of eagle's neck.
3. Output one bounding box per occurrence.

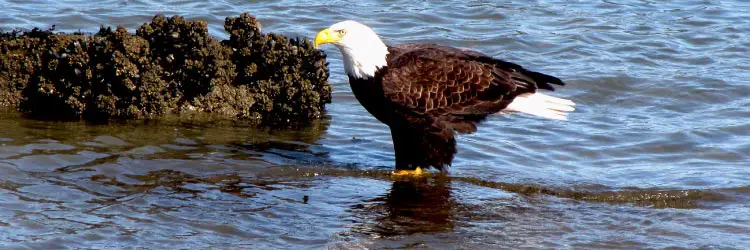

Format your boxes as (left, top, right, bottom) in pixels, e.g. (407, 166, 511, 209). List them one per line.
(337, 38, 388, 79)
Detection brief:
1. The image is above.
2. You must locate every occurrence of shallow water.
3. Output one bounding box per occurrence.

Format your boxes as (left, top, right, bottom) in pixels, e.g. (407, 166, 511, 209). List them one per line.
(2, 0, 750, 248)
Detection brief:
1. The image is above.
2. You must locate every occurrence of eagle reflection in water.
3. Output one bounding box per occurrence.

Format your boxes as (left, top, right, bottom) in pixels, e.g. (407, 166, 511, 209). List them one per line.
(348, 177, 456, 236)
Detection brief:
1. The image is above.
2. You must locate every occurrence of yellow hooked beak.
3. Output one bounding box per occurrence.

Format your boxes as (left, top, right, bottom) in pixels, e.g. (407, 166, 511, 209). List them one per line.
(314, 28, 341, 49)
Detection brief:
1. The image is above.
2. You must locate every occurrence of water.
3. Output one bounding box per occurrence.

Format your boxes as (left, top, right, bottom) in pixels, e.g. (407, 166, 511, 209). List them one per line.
(1, 0, 750, 248)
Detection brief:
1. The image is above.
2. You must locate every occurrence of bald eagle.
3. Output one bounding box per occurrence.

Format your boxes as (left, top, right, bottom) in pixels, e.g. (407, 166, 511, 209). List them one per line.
(315, 21, 575, 173)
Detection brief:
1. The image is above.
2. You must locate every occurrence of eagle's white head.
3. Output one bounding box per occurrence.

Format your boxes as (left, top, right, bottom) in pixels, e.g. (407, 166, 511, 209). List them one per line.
(314, 20, 388, 79)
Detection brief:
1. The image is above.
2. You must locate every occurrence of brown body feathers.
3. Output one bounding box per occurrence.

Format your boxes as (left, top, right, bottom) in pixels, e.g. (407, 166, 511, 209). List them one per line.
(349, 44, 566, 171)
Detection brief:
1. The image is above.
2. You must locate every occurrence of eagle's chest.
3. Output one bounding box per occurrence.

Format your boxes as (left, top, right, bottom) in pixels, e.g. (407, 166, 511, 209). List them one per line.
(348, 76, 394, 125)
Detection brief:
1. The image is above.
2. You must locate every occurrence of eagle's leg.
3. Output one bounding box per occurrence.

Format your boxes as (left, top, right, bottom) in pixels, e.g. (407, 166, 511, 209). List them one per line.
(389, 126, 430, 178)
(388, 119, 455, 177)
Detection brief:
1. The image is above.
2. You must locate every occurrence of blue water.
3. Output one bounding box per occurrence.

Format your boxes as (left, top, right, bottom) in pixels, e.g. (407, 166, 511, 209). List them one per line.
(1, 0, 749, 248)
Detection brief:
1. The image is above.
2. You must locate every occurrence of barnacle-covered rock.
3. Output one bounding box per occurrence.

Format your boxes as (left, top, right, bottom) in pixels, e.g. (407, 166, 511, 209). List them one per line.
(0, 27, 58, 108)
(0, 13, 331, 124)
(208, 13, 331, 122)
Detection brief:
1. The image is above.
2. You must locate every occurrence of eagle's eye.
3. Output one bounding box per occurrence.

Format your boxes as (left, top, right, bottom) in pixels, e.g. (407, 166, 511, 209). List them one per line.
(335, 29, 347, 37)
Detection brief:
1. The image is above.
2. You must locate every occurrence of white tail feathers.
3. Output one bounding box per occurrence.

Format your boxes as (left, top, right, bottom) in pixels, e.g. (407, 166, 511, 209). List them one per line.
(504, 93, 576, 120)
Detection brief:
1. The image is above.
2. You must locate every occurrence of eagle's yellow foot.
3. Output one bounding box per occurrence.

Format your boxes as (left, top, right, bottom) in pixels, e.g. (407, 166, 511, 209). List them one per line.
(391, 166, 428, 178)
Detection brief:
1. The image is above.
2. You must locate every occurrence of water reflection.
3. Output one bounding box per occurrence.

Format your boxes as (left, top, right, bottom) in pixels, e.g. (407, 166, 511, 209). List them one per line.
(87, 169, 250, 198)
(0, 110, 333, 166)
(349, 177, 455, 237)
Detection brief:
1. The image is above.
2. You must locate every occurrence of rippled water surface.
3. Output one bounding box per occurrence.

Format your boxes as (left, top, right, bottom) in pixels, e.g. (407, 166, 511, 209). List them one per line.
(2, 0, 750, 248)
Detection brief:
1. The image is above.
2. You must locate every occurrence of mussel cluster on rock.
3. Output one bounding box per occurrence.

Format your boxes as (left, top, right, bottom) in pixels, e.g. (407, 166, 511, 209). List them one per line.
(0, 13, 331, 123)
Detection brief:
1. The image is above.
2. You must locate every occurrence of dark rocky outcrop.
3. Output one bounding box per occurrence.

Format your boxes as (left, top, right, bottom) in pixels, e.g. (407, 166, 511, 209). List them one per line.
(0, 13, 331, 124)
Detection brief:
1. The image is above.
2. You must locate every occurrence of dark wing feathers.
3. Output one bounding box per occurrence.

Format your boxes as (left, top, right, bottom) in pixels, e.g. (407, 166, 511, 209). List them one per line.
(378, 44, 565, 170)
(382, 44, 564, 135)
(383, 48, 498, 114)
(387, 44, 563, 91)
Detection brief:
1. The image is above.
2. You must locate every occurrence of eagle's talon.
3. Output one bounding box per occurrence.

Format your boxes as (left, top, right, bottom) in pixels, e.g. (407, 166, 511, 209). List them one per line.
(391, 166, 427, 178)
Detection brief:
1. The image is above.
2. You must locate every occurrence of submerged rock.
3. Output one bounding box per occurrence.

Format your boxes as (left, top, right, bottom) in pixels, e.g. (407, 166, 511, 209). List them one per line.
(0, 13, 331, 124)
